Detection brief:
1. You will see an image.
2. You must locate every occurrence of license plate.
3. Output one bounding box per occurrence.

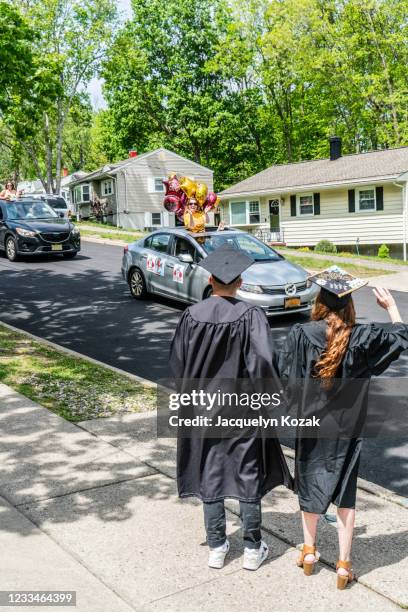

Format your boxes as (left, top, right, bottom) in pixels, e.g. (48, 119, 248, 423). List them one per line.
(51, 244, 63, 251)
(285, 297, 301, 309)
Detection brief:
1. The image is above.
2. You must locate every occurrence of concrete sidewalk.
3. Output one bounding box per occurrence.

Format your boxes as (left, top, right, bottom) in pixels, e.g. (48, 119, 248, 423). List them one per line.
(0, 384, 406, 611)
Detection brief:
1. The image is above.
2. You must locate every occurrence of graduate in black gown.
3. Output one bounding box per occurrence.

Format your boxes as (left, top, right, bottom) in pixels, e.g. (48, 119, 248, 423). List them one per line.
(170, 244, 292, 571)
(277, 267, 408, 589)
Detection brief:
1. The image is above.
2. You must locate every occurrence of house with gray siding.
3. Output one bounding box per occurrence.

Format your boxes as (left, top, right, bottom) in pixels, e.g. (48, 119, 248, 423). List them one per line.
(219, 138, 408, 259)
(69, 148, 213, 230)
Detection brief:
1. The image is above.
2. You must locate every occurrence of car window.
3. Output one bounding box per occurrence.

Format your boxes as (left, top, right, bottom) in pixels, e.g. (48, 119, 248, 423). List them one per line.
(5, 201, 58, 220)
(200, 233, 281, 261)
(173, 237, 200, 262)
(148, 233, 171, 253)
(0, 207, 3, 220)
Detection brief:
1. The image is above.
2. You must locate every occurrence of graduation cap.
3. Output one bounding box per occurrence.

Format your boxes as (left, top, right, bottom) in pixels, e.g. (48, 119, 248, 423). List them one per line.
(309, 265, 368, 311)
(199, 244, 254, 285)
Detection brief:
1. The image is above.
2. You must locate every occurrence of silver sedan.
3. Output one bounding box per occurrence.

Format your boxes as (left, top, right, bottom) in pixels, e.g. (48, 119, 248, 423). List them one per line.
(121, 228, 319, 316)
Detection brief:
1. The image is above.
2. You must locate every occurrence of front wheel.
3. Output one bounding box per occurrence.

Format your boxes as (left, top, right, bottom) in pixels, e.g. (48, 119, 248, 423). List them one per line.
(5, 236, 18, 261)
(129, 268, 148, 299)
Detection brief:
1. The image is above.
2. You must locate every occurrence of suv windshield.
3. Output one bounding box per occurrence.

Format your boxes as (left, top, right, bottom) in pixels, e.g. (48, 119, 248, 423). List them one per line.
(46, 197, 67, 209)
(200, 233, 281, 262)
(6, 201, 58, 220)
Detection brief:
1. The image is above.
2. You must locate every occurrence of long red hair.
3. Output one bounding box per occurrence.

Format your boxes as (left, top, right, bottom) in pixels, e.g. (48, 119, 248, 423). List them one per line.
(312, 293, 356, 385)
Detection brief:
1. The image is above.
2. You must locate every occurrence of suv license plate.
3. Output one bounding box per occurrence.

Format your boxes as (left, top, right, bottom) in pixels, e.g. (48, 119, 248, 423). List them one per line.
(51, 244, 63, 251)
(285, 297, 301, 309)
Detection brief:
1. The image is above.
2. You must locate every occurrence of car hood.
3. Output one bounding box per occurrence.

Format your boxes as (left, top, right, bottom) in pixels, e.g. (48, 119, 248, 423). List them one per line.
(10, 219, 73, 232)
(241, 259, 307, 286)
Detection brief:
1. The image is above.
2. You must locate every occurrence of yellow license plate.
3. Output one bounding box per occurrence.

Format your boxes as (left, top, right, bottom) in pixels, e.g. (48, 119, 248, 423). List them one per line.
(285, 297, 301, 309)
(51, 244, 63, 251)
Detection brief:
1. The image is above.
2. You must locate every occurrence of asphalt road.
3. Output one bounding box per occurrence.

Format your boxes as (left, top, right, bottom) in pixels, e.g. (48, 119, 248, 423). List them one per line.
(0, 241, 407, 497)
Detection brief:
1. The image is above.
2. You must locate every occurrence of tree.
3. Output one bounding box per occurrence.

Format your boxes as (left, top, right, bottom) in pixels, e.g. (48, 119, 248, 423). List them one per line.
(7, 0, 117, 193)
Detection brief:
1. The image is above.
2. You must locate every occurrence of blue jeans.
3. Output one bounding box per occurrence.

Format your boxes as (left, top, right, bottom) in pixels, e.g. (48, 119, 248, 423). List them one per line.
(203, 500, 262, 550)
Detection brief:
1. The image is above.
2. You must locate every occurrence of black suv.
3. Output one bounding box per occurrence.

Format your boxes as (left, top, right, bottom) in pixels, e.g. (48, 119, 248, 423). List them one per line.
(0, 199, 80, 261)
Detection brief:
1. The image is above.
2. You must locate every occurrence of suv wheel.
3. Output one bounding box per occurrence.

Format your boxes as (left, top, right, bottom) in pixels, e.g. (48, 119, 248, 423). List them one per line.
(129, 268, 148, 299)
(5, 236, 18, 262)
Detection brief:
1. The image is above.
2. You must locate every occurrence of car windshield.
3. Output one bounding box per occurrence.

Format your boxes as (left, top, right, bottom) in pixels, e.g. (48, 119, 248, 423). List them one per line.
(6, 201, 58, 220)
(199, 233, 282, 262)
(46, 197, 67, 209)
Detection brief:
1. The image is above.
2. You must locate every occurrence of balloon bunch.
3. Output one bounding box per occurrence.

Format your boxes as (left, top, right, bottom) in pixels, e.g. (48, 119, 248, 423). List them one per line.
(162, 173, 220, 230)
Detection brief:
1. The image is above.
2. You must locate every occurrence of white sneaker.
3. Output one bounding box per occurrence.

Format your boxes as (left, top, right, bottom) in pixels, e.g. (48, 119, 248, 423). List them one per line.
(243, 540, 269, 570)
(208, 539, 230, 569)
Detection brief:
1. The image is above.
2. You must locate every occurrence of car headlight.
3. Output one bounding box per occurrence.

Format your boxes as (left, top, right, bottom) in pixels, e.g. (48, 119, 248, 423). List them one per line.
(71, 226, 80, 235)
(16, 227, 37, 238)
(240, 283, 263, 294)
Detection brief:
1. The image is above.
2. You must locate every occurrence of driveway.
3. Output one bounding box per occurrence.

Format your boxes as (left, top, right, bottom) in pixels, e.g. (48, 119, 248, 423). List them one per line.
(0, 241, 407, 496)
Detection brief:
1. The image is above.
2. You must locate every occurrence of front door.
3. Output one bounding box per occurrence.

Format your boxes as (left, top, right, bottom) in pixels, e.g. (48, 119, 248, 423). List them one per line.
(269, 200, 280, 232)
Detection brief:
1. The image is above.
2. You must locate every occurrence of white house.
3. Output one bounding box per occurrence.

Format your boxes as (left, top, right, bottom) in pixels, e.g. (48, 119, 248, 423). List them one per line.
(68, 148, 214, 230)
(219, 138, 408, 259)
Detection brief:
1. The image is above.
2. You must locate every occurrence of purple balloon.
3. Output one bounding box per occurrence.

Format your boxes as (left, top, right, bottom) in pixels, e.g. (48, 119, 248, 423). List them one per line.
(206, 192, 217, 206)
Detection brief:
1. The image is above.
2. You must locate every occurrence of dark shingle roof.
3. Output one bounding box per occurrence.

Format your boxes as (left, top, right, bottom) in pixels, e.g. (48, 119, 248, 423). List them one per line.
(220, 147, 408, 197)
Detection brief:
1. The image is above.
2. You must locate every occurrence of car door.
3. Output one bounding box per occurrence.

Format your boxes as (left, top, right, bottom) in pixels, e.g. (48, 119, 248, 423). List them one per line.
(141, 232, 174, 296)
(171, 235, 204, 302)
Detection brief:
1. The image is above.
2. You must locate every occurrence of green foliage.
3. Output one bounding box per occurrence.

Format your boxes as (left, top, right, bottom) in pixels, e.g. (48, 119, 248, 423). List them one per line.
(378, 244, 390, 258)
(100, 0, 408, 190)
(315, 240, 337, 254)
(298, 246, 311, 252)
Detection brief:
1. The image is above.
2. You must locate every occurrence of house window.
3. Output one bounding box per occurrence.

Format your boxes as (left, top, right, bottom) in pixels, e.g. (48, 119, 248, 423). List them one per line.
(249, 201, 260, 223)
(154, 177, 164, 192)
(357, 187, 375, 212)
(102, 180, 113, 196)
(298, 194, 314, 216)
(82, 184, 90, 202)
(230, 200, 260, 225)
(151, 212, 162, 226)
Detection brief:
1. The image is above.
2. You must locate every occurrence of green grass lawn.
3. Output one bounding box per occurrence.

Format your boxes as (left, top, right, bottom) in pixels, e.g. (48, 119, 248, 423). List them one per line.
(278, 247, 408, 267)
(282, 253, 392, 277)
(0, 325, 156, 422)
(80, 229, 145, 243)
(76, 219, 121, 230)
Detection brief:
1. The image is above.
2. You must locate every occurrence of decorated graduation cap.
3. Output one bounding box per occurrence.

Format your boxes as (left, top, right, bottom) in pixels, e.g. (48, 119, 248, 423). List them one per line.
(309, 265, 368, 311)
(199, 244, 254, 285)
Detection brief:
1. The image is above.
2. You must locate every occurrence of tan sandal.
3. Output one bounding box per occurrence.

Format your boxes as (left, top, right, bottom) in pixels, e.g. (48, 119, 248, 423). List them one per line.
(336, 559, 353, 589)
(296, 544, 320, 576)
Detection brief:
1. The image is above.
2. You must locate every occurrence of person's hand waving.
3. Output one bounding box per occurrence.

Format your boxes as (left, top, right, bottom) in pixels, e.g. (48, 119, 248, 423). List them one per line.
(373, 287, 402, 322)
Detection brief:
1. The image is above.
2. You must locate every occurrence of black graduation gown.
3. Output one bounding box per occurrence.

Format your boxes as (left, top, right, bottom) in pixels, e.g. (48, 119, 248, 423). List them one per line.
(277, 320, 408, 514)
(169, 296, 293, 502)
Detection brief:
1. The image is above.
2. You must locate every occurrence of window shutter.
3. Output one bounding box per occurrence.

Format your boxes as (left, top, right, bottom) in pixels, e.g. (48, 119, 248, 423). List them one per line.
(290, 195, 296, 217)
(376, 186, 384, 211)
(348, 189, 355, 213)
(313, 193, 320, 215)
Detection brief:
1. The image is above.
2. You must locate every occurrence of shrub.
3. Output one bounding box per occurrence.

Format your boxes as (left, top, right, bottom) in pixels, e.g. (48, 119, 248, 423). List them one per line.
(378, 244, 390, 259)
(315, 240, 337, 254)
(298, 246, 311, 252)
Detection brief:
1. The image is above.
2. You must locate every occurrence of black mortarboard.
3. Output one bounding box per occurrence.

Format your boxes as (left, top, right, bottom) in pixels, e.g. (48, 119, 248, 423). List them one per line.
(199, 244, 254, 285)
(309, 265, 367, 311)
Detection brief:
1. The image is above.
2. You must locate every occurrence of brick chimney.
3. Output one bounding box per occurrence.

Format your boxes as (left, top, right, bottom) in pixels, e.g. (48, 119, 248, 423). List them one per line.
(129, 150, 138, 158)
(62, 167, 69, 177)
(329, 136, 342, 161)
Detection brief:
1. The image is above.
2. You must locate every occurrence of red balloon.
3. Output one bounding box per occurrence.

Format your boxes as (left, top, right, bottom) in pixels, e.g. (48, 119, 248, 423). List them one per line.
(163, 176, 181, 196)
(163, 194, 181, 213)
(206, 192, 218, 206)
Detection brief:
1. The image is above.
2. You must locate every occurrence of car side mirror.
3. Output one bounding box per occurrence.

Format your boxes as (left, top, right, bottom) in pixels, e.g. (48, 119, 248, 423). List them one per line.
(59, 212, 64, 218)
(178, 253, 194, 264)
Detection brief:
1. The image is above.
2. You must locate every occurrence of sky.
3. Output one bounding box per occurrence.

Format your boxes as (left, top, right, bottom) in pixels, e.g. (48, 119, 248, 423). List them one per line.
(87, 0, 133, 109)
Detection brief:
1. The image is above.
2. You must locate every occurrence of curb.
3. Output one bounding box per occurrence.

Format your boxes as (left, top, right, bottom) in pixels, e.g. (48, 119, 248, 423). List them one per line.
(81, 236, 128, 247)
(0, 319, 156, 389)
